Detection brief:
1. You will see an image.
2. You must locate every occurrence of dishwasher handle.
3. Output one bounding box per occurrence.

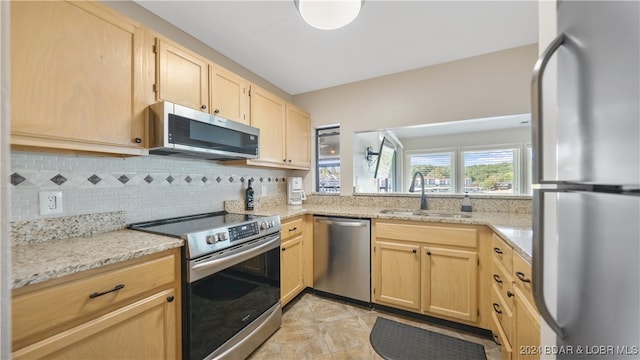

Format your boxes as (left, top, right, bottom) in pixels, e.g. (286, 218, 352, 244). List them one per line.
(314, 218, 368, 227)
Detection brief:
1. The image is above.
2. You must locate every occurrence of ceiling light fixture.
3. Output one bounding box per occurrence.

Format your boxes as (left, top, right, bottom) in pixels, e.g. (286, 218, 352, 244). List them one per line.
(295, 0, 364, 30)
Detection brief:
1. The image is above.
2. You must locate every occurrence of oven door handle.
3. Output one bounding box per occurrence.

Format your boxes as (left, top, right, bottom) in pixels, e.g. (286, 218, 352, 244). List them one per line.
(191, 234, 281, 277)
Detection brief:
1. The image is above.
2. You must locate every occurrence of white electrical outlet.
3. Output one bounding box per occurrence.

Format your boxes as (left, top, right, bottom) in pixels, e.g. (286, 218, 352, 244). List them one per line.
(39, 191, 63, 215)
(261, 185, 267, 196)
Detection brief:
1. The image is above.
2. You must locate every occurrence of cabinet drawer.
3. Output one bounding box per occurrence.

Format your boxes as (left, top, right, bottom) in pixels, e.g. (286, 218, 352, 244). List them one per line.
(12, 253, 176, 346)
(281, 217, 304, 241)
(492, 258, 514, 311)
(492, 310, 513, 360)
(513, 252, 535, 305)
(491, 234, 513, 273)
(376, 222, 477, 248)
(491, 284, 513, 341)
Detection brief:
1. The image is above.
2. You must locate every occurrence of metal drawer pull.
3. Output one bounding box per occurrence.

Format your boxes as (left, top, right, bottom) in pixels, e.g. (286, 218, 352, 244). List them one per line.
(493, 303, 502, 314)
(289, 227, 297, 232)
(493, 247, 503, 255)
(507, 291, 514, 298)
(89, 284, 125, 299)
(493, 274, 503, 284)
(493, 334, 502, 346)
(515, 271, 531, 283)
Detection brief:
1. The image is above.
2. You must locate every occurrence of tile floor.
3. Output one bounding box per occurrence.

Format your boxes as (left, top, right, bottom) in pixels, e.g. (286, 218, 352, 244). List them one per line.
(248, 292, 502, 359)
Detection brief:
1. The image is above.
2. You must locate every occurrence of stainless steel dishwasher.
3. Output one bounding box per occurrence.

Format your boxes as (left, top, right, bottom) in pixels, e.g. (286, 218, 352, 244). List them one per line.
(313, 216, 371, 303)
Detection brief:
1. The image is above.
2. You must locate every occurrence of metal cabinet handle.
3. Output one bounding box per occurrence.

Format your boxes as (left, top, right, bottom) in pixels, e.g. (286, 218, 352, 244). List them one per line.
(281, 247, 286, 252)
(289, 227, 297, 232)
(493, 274, 503, 284)
(134, 137, 142, 144)
(493, 247, 503, 255)
(516, 271, 531, 283)
(507, 291, 514, 298)
(426, 250, 432, 256)
(412, 249, 417, 254)
(531, 33, 567, 339)
(213, 109, 220, 114)
(89, 284, 124, 298)
(167, 295, 175, 303)
(493, 303, 502, 314)
(201, 104, 207, 110)
(493, 335, 501, 346)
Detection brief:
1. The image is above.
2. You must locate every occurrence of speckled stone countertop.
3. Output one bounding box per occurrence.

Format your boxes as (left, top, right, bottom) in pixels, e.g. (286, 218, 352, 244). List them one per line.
(11, 211, 183, 289)
(240, 204, 533, 262)
(12, 230, 182, 289)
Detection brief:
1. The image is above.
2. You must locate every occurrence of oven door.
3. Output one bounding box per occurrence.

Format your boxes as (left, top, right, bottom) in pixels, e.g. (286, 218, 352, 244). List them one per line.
(184, 234, 281, 360)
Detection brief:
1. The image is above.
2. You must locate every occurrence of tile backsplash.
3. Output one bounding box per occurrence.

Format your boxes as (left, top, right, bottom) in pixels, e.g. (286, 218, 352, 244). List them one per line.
(10, 151, 289, 223)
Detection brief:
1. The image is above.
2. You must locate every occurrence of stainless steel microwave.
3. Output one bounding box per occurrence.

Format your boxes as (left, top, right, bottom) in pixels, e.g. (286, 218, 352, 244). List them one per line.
(148, 101, 259, 160)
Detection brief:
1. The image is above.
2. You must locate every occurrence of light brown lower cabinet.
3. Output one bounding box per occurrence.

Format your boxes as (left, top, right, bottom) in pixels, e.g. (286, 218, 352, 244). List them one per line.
(372, 219, 488, 327)
(280, 215, 312, 306)
(12, 249, 181, 360)
(490, 233, 541, 360)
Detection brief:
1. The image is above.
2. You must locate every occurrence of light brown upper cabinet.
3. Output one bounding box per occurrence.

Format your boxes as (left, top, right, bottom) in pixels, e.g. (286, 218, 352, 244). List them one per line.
(11, 1, 151, 155)
(285, 103, 312, 169)
(210, 65, 249, 124)
(239, 83, 311, 170)
(155, 38, 250, 125)
(155, 38, 209, 112)
(247, 83, 287, 166)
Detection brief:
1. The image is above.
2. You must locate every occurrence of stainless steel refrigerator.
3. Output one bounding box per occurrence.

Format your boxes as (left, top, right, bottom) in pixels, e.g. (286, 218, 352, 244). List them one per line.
(532, 1, 639, 359)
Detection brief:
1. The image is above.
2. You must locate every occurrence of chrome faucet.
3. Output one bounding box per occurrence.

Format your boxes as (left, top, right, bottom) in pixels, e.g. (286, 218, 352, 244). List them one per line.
(409, 172, 427, 210)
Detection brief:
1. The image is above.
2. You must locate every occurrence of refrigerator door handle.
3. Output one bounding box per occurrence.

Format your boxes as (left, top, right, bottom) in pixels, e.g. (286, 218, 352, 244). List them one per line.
(533, 189, 565, 338)
(532, 33, 565, 184)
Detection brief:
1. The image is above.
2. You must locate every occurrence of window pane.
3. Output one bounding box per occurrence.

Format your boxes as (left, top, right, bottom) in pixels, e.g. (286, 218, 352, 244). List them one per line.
(410, 152, 453, 193)
(317, 127, 340, 193)
(463, 148, 516, 193)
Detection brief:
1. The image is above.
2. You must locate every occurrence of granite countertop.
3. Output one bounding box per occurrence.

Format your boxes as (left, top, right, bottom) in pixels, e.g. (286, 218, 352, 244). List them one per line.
(12, 230, 182, 289)
(12, 204, 531, 290)
(243, 204, 533, 262)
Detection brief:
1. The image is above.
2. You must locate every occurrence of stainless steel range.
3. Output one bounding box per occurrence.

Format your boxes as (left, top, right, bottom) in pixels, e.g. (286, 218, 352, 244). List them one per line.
(129, 212, 282, 360)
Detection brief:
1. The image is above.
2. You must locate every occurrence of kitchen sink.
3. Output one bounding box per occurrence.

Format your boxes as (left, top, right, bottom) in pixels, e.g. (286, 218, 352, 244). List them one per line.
(380, 209, 471, 218)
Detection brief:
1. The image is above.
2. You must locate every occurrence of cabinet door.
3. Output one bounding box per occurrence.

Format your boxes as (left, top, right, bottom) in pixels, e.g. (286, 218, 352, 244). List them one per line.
(156, 38, 209, 112)
(210, 65, 248, 124)
(249, 84, 286, 166)
(513, 287, 541, 360)
(11, 1, 148, 155)
(281, 235, 304, 306)
(373, 241, 421, 311)
(285, 103, 311, 169)
(422, 246, 478, 322)
(12, 289, 178, 360)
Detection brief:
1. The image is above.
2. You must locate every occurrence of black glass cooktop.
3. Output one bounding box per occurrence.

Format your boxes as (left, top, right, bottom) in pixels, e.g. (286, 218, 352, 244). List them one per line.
(128, 212, 261, 238)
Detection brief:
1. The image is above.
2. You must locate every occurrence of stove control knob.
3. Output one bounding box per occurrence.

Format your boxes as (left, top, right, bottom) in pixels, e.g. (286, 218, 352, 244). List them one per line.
(218, 233, 227, 242)
(260, 222, 267, 230)
(268, 220, 274, 228)
(206, 235, 216, 244)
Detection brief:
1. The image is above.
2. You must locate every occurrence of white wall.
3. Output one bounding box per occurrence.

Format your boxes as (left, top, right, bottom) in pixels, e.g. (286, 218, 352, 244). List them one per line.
(293, 44, 538, 195)
(353, 131, 381, 193)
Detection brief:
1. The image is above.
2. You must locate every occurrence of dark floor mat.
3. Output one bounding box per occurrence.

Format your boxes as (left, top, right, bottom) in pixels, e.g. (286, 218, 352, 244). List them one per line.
(370, 317, 487, 360)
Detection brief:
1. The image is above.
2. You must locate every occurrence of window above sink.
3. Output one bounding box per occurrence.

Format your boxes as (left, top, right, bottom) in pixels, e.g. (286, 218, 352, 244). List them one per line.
(354, 113, 532, 196)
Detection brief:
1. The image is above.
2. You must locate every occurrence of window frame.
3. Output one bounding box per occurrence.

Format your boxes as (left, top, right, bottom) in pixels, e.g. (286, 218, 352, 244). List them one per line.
(405, 147, 456, 193)
(404, 143, 531, 194)
(459, 143, 522, 194)
(316, 126, 341, 193)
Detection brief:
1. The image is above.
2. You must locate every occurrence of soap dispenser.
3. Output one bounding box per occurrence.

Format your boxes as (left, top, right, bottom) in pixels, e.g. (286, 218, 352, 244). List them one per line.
(245, 179, 255, 211)
(461, 192, 472, 212)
